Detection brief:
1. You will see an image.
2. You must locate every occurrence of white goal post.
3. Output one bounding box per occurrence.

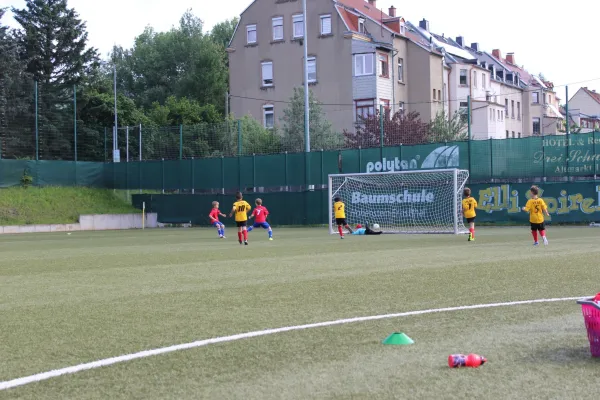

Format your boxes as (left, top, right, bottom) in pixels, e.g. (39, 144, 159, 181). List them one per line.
(328, 169, 470, 234)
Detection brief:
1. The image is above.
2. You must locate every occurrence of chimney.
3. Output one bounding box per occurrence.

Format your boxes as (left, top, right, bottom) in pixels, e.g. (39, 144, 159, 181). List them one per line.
(367, 0, 376, 8)
(419, 18, 429, 31)
(492, 49, 502, 60)
(506, 52, 515, 64)
(388, 5, 396, 17)
(455, 36, 464, 47)
(470, 42, 479, 51)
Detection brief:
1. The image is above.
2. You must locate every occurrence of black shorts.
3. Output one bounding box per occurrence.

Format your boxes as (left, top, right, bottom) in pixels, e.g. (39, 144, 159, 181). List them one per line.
(365, 229, 383, 235)
(530, 222, 545, 231)
(335, 218, 347, 226)
(466, 217, 475, 223)
(236, 221, 247, 228)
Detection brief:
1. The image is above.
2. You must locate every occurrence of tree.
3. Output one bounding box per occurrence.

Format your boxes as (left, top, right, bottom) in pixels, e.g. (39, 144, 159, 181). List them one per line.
(280, 87, 343, 152)
(209, 18, 238, 49)
(113, 10, 228, 113)
(12, 0, 99, 159)
(343, 110, 430, 147)
(428, 111, 468, 142)
(0, 8, 34, 159)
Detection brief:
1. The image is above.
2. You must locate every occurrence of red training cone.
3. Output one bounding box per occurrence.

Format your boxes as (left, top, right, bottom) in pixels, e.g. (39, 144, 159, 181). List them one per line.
(448, 353, 487, 368)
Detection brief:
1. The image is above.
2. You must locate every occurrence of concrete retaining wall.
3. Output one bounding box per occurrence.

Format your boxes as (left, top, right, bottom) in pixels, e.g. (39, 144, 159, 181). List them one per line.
(0, 213, 157, 234)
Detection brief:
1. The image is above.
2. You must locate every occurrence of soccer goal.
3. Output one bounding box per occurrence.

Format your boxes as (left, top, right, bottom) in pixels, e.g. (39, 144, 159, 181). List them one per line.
(328, 169, 470, 234)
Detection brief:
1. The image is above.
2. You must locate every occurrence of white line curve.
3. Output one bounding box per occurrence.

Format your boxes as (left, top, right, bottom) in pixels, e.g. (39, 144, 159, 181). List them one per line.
(0, 296, 582, 391)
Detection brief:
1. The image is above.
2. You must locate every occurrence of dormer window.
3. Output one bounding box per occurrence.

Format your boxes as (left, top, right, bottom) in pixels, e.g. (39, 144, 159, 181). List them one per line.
(400, 22, 405, 34)
(358, 18, 365, 33)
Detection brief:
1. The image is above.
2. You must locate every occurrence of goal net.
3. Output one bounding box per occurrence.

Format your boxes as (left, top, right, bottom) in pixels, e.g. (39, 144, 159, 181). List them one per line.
(328, 169, 469, 234)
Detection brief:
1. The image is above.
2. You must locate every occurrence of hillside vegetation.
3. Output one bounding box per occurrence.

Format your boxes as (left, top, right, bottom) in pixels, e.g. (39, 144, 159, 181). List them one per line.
(0, 187, 138, 225)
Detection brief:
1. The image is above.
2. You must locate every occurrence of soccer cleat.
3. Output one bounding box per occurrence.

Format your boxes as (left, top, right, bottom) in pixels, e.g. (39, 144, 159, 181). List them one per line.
(340, 236, 344, 239)
(533, 242, 539, 246)
(269, 237, 273, 241)
(244, 241, 249, 246)
(239, 240, 243, 245)
(543, 236, 548, 246)
(467, 233, 472, 241)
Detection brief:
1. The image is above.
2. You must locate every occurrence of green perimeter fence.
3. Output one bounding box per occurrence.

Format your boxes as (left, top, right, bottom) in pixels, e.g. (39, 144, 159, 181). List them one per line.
(0, 133, 599, 190)
(132, 181, 600, 226)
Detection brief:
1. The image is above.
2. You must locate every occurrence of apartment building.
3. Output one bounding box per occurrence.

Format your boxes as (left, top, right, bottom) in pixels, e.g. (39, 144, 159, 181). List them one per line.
(227, 0, 445, 134)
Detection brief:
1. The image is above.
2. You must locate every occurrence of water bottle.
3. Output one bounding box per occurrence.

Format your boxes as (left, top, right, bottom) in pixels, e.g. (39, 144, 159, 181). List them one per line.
(448, 353, 487, 368)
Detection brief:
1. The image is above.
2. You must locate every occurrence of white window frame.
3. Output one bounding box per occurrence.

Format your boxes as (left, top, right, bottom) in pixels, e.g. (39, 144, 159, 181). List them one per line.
(358, 18, 365, 33)
(473, 71, 477, 88)
(532, 117, 541, 134)
(320, 14, 332, 35)
(263, 105, 274, 129)
(398, 101, 405, 115)
(355, 99, 375, 122)
(307, 56, 316, 83)
(482, 73, 486, 89)
(400, 22, 406, 34)
(397, 58, 404, 82)
(293, 14, 304, 38)
(354, 53, 374, 76)
(246, 24, 257, 44)
(532, 91, 540, 104)
(272, 17, 283, 41)
(459, 69, 467, 85)
(261, 61, 273, 87)
(378, 52, 389, 78)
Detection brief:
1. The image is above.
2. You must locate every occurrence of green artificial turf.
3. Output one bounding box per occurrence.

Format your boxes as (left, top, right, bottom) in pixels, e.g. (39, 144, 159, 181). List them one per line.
(1, 227, 599, 399)
(0, 187, 138, 225)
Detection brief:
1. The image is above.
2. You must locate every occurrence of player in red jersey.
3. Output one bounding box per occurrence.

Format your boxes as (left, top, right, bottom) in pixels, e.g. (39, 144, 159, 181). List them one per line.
(247, 198, 273, 240)
(208, 201, 226, 239)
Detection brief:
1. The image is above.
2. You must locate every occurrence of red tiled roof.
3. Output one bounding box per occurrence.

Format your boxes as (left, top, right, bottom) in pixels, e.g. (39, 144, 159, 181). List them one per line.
(337, 0, 389, 22)
(582, 87, 600, 105)
(336, 5, 358, 31)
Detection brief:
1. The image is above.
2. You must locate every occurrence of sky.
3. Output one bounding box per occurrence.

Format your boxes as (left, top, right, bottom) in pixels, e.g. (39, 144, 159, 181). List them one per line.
(1, 0, 599, 102)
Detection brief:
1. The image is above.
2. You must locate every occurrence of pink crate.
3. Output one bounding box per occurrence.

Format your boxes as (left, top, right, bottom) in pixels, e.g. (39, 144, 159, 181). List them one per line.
(577, 296, 600, 357)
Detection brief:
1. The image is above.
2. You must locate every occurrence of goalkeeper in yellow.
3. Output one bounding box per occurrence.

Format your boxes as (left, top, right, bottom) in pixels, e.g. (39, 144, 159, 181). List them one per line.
(462, 187, 477, 241)
(522, 185, 550, 246)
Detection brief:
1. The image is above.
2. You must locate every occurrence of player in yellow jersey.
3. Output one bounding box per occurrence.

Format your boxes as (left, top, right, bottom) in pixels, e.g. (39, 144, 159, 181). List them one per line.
(462, 187, 478, 241)
(333, 197, 353, 239)
(522, 185, 550, 246)
(229, 192, 252, 245)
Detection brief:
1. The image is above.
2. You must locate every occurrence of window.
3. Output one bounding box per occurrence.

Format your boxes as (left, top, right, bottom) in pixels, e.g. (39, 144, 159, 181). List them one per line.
(518, 132, 521, 138)
(473, 72, 477, 87)
(505, 99, 509, 114)
(358, 18, 365, 33)
(247, 25, 257, 44)
(512, 131, 515, 138)
(307, 57, 316, 83)
(379, 99, 390, 117)
(511, 100, 515, 118)
(498, 110, 501, 121)
(517, 102, 521, 120)
(378, 53, 389, 78)
(398, 101, 405, 115)
(293, 14, 304, 38)
(397, 58, 404, 82)
(355, 99, 375, 121)
(544, 94, 547, 104)
(532, 91, 539, 104)
(460, 69, 467, 85)
(490, 108, 494, 121)
(533, 117, 541, 134)
(261, 61, 273, 86)
(482, 73, 486, 88)
(438, 90, 441, 101)
(263, 105, 274, 128)
(272, 17, 283, 41)
(400, 22, 406, 34)
(506, 130, 509, 139)
(320, 14, 332, 35)
(459, 101, 468, 122)
(354, 53, 374, 76)
(432, 89, 436, 100)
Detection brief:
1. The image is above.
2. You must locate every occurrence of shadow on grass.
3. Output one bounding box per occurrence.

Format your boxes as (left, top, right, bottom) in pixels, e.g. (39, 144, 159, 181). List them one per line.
(525, 345, 600, 365)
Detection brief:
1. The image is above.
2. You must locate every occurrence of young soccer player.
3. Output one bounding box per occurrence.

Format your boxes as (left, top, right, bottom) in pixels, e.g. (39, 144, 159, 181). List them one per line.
(522, 185, 550, 246)
(247, 198, 273, 240)
(351, 223, 383, 236)
(229, 192, 252, 245)
(333, 197, 353, 239)
(208, 201, 226, 239)
(462, 187, 478, 241)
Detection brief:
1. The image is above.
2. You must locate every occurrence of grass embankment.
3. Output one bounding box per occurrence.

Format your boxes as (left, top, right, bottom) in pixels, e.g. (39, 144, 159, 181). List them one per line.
(0, 187, 138, 225)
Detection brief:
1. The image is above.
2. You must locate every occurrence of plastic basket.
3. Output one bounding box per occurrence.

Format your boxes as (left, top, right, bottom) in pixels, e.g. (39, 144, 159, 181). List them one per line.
(577, 295, 600, 357)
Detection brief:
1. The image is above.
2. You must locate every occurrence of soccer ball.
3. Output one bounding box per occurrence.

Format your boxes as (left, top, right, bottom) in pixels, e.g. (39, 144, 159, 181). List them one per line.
(372, 223, 380, 230)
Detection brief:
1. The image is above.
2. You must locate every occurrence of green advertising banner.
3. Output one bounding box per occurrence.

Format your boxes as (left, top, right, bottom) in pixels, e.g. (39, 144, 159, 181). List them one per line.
(470, 181, 600, 224)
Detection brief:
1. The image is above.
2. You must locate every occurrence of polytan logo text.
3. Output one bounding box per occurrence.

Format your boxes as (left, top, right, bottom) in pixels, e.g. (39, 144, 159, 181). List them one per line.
(351, 190, 435, 204)
(365, 145, 460, 173)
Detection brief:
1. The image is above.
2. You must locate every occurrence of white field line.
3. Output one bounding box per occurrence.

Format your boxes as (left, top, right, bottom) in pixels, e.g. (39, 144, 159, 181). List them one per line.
(0, 296, 582, 391)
